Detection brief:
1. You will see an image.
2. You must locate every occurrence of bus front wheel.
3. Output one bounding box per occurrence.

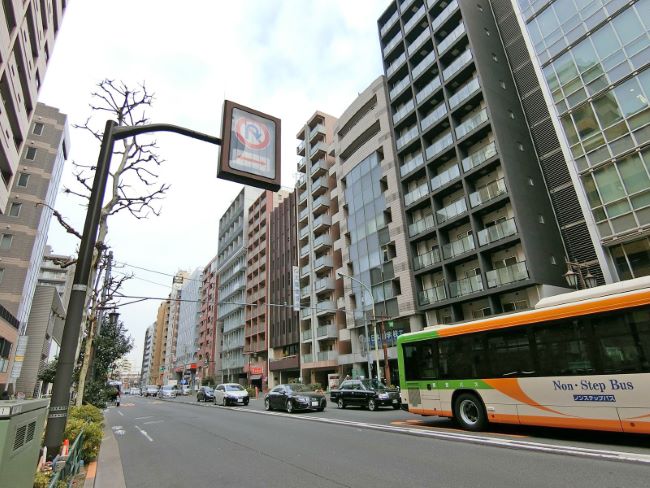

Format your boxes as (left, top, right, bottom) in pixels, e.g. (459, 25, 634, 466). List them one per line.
(454, 393, 487, 431)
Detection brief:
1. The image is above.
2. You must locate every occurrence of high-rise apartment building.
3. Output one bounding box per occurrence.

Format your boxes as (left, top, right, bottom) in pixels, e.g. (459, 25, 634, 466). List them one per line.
(0, 103, 67, 392)
(38, 245, 74, 303)
(217, 187, 263, 383)
(377, 0, 571, 325)
(140, 324, 154, 386)
(504, 0, 650, 282)
(268, 190, 300, 387)
(151, 300, 169, 385)
(332, 76, 420, 383)
(174, 268, 202, 385)
(0, 0, 67, 212)
(163, 270, 188, 383)
(198, 255, 218, 380)
(296, 111, 341, 387)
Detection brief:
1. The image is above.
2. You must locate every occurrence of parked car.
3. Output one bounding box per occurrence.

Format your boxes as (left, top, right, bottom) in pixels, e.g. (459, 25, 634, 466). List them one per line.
(180, 385, 191, 396)
(158, 385, 177, 399)
(264, 384, 326, 413)
(197, 386, 215, 402)
(144, 385, 159, 397)
(214, 383, 249, 406)
(129, 387, 141, 395)
(330, 379, 400, 411)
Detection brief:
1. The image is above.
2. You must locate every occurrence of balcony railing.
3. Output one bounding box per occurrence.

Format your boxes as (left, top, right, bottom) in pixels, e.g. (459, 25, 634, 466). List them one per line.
(298, 156, 306, 171)
(317, 351, 339, 362)
(408, 28, 431, 56)
(311, 176, 328, 195)
(309, 141, 327, 157)
(393, 99, 415, 124)
(404, 181, 430, 206)
(396, 126, 419, 150)
(299, 226, 310, 240)
(389, 76, 410, 100)
(443, 48, 472, 80)
(425, 132, 453, 160)
(487, 261, 529, 288)
(297, 174, 306, 188)
(400, 0, 415, 12)
(420, 103, 447, 132)
(449, 77, 480, 110)
(317, 324, 337, 339)
(300, 264, 310, 276)
(404, 5, 425, 32)
(383, 31, 404, 57)
(469, 178, 507, 208)
(455, 108, 489, 139)
(300, 244, 309, 257)
(300, 308, 311, 320)
(414, 247, 442, 270)
(415, 76, 441, 104)
(302, 329, 313, 341)
(432, 0, 459, 32)
(313, 213, 332, 230)
(313, 233, 332, 249)
(442, 233, 475, 259)
(312, 255, 333, 271)
(309, 123, 325, 140)
(408, 213, 435, 237)
(316, 300, 335, 315)
(312, 195, 330, 211)
(380, 10, 400, 37)
(297, 140, 305, 154)
(438, 21, 465, 53)
(310, 158, 328, 176)
(301, 285, 311, 297)
(430, 164, 460, 191)
(386, 52, 407, 78)
(302, 353, 313, 363)
(449, 275, 483, 298)
(400, 153, 424, 177)
(314, 276, 335, 293)
(478, 218, 517, 246)
(299, 189, 308, 203)
(412, 51, 436, 79)
(418, 284, 447, 306)
(462, 141, 497, 172)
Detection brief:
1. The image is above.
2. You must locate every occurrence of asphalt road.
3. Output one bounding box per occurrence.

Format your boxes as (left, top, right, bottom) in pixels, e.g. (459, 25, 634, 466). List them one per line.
(104, 395, 650, 488)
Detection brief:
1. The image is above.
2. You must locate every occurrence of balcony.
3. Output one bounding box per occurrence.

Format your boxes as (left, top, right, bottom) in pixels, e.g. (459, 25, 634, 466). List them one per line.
(455, 108, 489, 139)
(312, 255, 333, 272)
(415, 76, 442, 104)
(299, 206, 310, 222)
(430, 164, 460, 191)
(420, 103, 447, 132)
(412, 51, 436, 79)
(297, 140, 306, 156)
(380, 9, 399, 37)
(314, 276, 335, 294)
(312, 195, 330, 214)
(300, 244, 310, 257)
(414, 247, 442, 270)
(462, 141, 497, 172)
(396, 126, 419, 150)
(449, 275, 483, 298)
(404, 181, 430, 206)
(425, 132, 453, 161)
(299, 227, 310, 243)
(383, 31, 404, 57)
(409, 213, 435, 237)
(400, 0, 415, 12)
(317, 351, 339, 362)
(438, 21, 465, 54)
(311, 175, 328, 196)
(449, 77, 480, 110)
(300, 263, 310, 277)
(400, 152, 424, 177)
(442, 233, 475, 260)
(302, 353, 314, 363)
(300, 308, 312, 320)
(315, 300, 335, 316)
(408, 28, 431, 56)
(418, 285, 447, 306)
(431, 0, 459, 32)
(386, 52, 407, 78)
(390, 75, 411, 100)
(309, 123, 325, 142)
(317, 324, 337, 340)
(297, 174, 307, 189)
(487, 261, 529, 288)
(302, 329, 313, 342)
(309, 141, 327, 158)
(299, 189, 308, 204)
(313, 213, 332, 232)
(301, 285, 311, 298)
(404, 5, 426, 32)
(469, 178, 507, 208)
(443, 48, 472, 81)
(298, 157, 306, 172)
(393, 99, 415, 125)
(310, 158, 328, 177)
(313, 233, 332, 251)
(478, 218, 517, 246)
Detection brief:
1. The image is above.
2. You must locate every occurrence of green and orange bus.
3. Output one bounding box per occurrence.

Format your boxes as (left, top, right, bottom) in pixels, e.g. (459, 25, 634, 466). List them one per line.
(396, 277, 650, 434)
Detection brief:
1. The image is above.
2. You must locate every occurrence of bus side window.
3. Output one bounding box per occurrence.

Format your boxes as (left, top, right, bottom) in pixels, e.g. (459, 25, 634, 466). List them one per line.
(592, 308, 650, 373)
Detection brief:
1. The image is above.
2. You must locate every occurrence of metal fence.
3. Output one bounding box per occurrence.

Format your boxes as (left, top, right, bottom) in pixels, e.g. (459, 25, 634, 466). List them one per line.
(48, 430, 84, 488)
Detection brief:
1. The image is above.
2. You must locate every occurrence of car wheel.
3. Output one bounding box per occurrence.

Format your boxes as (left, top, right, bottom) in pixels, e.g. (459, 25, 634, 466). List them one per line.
(197, 396, 201, 402)
(222, 397, 227, 407)
(337, 398, 345, 409)
(286, 400, 293, 413)
(454, 393, 487, 431)
(264, 398, 271, 411)
(317, 407, 324, 412)
(244, 400, 249, 406)
(368, 399, 377, 411)
(392, 403, 401, 410)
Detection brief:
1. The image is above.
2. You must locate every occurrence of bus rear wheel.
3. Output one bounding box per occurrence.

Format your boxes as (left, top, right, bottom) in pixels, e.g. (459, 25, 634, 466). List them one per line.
(454, 393, 487, 431)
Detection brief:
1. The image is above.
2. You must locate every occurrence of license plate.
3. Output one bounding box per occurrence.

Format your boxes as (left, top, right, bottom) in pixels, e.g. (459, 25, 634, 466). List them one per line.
(311, 401, 319, 407)
(237, 398, 243, 403)
(392, 399, 398, 403)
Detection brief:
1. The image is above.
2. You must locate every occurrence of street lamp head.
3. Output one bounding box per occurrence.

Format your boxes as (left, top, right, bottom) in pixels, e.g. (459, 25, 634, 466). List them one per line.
(584, 271, 598, 289)
(564, 268, 578, 289)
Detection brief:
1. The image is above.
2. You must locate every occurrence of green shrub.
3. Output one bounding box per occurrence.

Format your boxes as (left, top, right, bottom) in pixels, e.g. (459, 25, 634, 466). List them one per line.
(68, 405, 104, 426)
(64, 418, 103, 462)
(308, 383, 323, 391)
(33, 470, 51, 488)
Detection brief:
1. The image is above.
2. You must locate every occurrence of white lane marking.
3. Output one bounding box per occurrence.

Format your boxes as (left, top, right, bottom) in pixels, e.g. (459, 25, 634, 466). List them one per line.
(135, 425, 153, 442)
(222, 407, 650, 465)
(143, 420, 163, 425)
(117, 411, 124, 417)
(135, 416, 153, 420)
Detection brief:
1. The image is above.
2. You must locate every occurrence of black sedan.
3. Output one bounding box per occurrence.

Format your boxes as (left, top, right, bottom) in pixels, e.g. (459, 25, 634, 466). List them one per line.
(196, 386, 215, 402)
(264, 384, 326, 413)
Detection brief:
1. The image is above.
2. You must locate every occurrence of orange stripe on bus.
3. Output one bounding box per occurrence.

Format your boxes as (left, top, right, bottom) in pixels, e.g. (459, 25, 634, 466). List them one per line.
(483, 379, 567, 416)
(409, 407, 452, 417)
(513, 415, 624, 432)
(628, 412, 650, 420)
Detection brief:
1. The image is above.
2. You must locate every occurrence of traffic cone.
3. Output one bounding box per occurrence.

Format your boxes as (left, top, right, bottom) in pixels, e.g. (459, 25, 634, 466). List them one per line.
(62, 439, 69, 456)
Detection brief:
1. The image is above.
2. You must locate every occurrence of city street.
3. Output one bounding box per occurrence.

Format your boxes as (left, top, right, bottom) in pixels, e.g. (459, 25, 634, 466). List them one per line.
(99, 394, 650, 488)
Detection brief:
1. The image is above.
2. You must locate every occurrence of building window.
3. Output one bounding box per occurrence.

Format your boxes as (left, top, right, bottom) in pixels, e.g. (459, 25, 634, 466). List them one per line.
(17, 173, 29, 187)
(0, 337, 13, 373)
(26, 146, 37, 160)
(0, 234, 13, 250)
(9, 202, 21, 217)
(32, 122, 44, 136)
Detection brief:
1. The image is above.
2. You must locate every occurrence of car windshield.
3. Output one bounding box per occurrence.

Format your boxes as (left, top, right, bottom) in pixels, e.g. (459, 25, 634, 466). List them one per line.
(225, 385, 245, 391)
(361, 379, 386, 390)
(203, 387, 213, 393)
(289, 384, 312, 392)
(162, 386, 174, 390)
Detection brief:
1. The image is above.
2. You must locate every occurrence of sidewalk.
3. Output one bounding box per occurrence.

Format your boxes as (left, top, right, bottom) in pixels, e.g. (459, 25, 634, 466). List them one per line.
(87, 421, 126, 488)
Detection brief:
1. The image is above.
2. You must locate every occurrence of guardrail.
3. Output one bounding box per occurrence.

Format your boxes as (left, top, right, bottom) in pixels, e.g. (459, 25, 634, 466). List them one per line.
(48, 430, 84, 488)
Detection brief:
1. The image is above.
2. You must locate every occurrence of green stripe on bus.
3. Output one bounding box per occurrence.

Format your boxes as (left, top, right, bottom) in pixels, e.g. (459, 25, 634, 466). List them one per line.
(404, 379, 493, 390)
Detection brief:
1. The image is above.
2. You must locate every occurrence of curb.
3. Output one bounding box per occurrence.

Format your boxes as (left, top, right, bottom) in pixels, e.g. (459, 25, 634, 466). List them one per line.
(82, 461, 97, 488)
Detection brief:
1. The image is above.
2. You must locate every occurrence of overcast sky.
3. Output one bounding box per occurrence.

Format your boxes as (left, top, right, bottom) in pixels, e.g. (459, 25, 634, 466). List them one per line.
(39, 0, 389, 371)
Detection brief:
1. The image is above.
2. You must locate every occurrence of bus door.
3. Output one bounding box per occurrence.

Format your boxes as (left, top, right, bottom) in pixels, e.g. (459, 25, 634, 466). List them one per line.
(402, 340, 441, 415)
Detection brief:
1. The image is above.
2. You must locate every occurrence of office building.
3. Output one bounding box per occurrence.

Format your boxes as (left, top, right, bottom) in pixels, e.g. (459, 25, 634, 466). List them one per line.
(174, 268, 202, 386)
(162, 270, 188, 383)
(151, 300, 169, 385)
(198, 255, 218, 381)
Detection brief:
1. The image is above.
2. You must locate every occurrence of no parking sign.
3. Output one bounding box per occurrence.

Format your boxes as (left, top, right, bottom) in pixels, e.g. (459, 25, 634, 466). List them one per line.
(218, 100, 281, 191)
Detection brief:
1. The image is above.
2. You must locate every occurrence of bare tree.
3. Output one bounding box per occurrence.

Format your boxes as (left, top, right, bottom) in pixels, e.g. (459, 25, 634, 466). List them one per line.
(51, 80, 169, 404)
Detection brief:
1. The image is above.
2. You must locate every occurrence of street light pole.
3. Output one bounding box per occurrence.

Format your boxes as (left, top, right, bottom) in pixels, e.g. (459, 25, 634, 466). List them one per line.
(337, 272, 381, 381)
(44, 121, 222, 457)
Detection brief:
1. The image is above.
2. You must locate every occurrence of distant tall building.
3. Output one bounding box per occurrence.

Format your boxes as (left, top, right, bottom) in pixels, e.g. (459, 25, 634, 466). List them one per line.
(38, 245, 74, 304)
(140, 324, 154, 387)
(151, 300, 169, 385)
(163, 270, 188, 383)
(197, 255, 218, 381)
(216, 187, 263, 383)
(174, 268, 202, 386)
(0, 103, 68, 393)
(0, 0, 68, 212)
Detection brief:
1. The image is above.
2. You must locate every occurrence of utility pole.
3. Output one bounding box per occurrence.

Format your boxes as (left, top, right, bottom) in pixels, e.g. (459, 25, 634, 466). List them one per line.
(378, 317, 391, 385)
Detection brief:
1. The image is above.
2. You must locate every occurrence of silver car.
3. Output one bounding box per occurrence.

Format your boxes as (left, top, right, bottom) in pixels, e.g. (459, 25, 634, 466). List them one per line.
(214, 383, 249, 406)
(158, 385, 177, 398)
